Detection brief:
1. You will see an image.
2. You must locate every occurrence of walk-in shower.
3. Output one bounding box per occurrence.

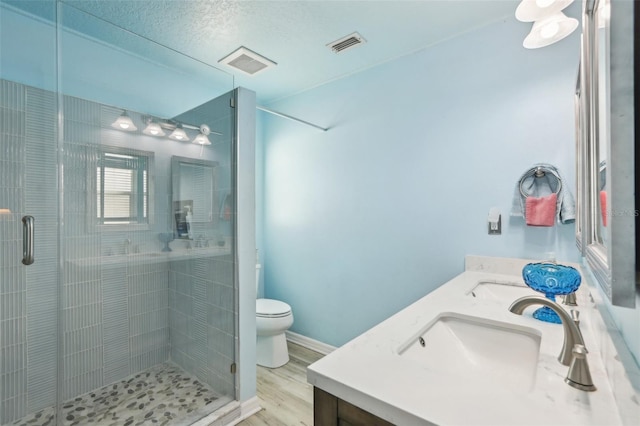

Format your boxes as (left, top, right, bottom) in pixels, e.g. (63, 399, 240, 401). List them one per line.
(0, 2, 252, 425)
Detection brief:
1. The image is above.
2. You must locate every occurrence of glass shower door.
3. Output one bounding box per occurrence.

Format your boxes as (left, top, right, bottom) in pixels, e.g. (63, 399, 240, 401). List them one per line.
(55, 2, 237, 425)
(1, 1, 61, 424)
(2, 1, 239, 424)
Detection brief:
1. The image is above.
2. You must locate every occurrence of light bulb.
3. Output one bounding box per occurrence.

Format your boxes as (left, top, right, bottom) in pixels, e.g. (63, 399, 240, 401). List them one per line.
(111, 112, 137, 132)
(192, 133, 211, 145)
(169, 125, 189, 141)
(143, 121, 165, 137)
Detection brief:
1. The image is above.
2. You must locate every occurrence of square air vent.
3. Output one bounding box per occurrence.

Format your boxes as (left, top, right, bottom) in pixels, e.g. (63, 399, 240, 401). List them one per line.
(327, 32, 366, 53)
(218, 46, 277, 76)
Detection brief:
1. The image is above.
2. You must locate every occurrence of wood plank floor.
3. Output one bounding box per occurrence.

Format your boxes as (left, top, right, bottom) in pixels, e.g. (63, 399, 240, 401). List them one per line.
(237, 342, 324, 426)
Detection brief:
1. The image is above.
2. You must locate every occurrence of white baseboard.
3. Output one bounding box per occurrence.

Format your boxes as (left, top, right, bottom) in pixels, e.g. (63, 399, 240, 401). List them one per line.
(226, 397, 262, 425)
(241, 397, 262, 420)
(191, 397, 261, 426)
(286, 330, 337, 355)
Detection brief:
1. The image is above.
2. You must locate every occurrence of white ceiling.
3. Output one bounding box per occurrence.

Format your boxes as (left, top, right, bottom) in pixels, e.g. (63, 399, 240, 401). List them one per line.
(58, 0, 520, 104)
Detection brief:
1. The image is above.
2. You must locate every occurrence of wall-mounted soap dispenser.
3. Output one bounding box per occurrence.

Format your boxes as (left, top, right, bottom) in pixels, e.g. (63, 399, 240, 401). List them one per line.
(488, 208, 501, 235)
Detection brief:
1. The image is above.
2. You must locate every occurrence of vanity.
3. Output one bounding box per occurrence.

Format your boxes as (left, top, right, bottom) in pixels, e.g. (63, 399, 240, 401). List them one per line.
(307, 256, 629, 425)
(308, 0, 638, 423)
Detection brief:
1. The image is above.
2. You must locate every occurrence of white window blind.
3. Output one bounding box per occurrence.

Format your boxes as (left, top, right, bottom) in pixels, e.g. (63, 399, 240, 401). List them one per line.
(97, 152, 148, 224)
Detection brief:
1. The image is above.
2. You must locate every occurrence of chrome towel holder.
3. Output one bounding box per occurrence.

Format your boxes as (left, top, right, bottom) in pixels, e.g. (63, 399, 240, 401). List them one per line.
(519, 166, 562, 198)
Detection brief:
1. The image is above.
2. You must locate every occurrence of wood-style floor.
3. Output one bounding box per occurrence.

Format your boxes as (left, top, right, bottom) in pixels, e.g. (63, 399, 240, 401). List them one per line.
(237, 342, 324, 426)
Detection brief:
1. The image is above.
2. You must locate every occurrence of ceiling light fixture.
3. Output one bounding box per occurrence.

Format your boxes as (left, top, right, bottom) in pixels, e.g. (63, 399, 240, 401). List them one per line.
(515, 0, 574, 22)
(169, 124, 189, 142)
(111, 111, 137, 131)
(523, 12, 579, 49)
(143, 120, 166, 137)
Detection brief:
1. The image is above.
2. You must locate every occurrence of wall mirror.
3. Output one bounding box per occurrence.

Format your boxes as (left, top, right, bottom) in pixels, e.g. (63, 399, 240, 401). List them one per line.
(171, 155, 219, 239)
(577, 0, 637, 307)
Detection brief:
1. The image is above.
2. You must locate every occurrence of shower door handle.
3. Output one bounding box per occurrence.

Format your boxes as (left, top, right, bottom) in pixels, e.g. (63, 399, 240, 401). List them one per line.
(22, 215, 34, 265)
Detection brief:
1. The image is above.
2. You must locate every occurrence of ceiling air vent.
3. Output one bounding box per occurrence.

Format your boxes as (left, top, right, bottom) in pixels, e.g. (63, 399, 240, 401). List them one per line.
(327, 32, 366, 53)
(218, 46, 276, 76)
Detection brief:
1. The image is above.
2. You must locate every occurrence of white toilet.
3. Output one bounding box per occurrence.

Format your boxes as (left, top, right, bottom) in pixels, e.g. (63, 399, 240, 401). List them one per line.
(255, 264, 294, 368)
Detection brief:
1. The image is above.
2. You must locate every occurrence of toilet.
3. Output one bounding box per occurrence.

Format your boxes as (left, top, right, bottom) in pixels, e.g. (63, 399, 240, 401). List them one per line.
(255, 264, 294, 368)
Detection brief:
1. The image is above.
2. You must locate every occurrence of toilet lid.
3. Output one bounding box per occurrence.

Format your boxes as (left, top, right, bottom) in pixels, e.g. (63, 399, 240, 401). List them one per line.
(256, 298, 292, 317)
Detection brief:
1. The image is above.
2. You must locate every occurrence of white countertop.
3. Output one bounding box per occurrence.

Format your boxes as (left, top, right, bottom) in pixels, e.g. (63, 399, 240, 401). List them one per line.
(68, 247, 231, 268)
(307, 256, 622, 426)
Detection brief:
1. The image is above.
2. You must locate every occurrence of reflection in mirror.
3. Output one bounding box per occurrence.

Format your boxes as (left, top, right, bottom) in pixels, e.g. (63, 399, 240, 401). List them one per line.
(577, 0, 636, 307)
(595, 0, 610, 245)
(171, 156, 219, 240)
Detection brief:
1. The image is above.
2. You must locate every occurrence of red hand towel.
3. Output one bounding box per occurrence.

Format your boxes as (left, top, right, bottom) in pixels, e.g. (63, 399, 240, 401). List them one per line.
(600, 190, 607, 227)
(525, 193, 557, 226)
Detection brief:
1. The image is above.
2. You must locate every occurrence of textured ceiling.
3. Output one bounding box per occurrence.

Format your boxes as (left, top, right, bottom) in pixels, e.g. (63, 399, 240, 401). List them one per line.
(11, 1, 520, 104)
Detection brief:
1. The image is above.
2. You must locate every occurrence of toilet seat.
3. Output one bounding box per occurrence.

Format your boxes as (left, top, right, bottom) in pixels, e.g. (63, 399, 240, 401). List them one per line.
(256, 298, 292, 318)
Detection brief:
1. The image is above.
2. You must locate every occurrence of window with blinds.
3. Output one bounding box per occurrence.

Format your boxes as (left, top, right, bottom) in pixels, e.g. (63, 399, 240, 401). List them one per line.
(97, 152, 148, 224)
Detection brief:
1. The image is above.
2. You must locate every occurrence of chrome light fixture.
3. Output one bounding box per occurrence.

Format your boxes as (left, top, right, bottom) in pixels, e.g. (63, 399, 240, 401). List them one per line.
(523, 12, 579, 49)
(169, 124, 189, 141)
(192, 124, 212, 145)
(143, 120, 166, 137)
(111, 111, 137, 131)
(516, 0, 574, 22)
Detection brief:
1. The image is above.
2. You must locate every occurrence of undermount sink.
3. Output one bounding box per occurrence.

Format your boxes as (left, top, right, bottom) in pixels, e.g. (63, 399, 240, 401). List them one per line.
(467, 280, 535, 301)
(397, 313, 541, 391)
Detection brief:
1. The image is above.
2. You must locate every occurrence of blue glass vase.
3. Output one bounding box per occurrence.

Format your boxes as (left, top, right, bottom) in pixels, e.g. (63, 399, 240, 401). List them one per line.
(522, 262, 581, 324)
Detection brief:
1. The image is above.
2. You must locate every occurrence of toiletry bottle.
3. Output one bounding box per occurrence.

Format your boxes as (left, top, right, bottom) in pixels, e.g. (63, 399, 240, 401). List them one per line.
(186, 206, 194, 240)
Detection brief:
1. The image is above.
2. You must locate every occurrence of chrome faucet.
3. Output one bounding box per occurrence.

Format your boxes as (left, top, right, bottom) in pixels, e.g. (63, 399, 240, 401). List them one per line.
(509, 296, 596, 391)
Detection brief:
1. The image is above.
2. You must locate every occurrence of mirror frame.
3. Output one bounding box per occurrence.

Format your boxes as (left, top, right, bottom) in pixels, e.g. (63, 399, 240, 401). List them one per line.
(578, 0, 636, 307)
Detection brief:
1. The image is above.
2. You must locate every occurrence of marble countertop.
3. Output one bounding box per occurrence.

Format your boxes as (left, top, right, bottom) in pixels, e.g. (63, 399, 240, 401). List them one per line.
(307, 256, 622, 426)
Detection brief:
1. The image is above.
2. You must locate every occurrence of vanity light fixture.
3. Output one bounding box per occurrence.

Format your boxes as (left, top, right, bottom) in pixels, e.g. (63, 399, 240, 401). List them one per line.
(169, 124, 189, 142)
(515, 0, 574, 22)
(111, 111, 137, 131)
(113, 112, 220, 146)
(192, 124, 212, 145)
(143, 120, 166, 137)
(523, 12, 579, 49)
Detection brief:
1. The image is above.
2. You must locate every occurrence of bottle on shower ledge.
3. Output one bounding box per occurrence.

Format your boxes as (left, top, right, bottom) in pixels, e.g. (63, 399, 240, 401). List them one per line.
(186, 206, 194, 240)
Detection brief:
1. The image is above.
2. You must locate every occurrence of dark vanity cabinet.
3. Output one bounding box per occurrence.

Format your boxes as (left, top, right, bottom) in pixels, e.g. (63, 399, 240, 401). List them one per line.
(314, 388, 395, 426)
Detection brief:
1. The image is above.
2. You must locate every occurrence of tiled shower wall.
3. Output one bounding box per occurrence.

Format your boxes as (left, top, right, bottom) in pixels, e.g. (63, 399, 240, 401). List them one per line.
(61, 95, 173, 401)
(0, 80, 59, 423)
(169, 255, 236, 397)
(0, 78, 235, 424)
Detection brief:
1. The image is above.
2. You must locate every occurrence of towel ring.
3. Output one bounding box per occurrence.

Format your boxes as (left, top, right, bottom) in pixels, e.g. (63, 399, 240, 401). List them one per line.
(519, 168, 562, 198)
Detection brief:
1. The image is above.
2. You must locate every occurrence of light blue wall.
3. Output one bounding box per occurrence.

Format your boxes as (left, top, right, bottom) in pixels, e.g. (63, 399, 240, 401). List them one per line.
(260, 17, 582, 347)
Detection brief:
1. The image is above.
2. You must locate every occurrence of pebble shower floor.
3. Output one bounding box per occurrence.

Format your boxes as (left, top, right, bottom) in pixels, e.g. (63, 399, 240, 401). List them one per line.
(8, 363, 227, 426)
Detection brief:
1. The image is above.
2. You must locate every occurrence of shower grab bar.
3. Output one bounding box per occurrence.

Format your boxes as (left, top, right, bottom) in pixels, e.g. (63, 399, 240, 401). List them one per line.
(22, 215, 34, 265)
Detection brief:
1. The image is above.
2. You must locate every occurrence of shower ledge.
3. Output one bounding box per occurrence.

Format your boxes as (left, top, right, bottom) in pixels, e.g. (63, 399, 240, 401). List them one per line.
(68, 247, 231, 269)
